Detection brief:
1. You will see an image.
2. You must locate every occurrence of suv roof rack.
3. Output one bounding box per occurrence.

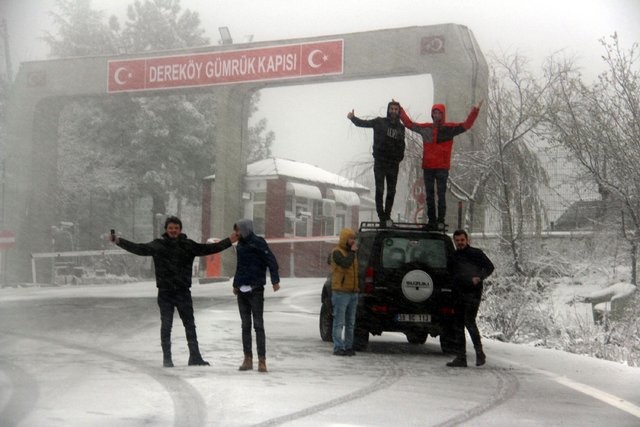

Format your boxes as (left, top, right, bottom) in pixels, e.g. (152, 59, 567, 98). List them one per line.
(359, 221, 437, 231)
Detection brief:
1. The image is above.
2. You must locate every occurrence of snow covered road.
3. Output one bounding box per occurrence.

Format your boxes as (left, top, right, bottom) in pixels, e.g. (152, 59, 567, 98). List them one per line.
(1, 278, 639, 426)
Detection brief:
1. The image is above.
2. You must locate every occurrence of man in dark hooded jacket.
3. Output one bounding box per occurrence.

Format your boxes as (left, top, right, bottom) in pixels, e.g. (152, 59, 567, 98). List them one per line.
(446, 229, 494, 368)
(400, 100, 483, 229)
(110, 216, 237, 368)
(348, 101, 406, 225)
(232, 219, 280, 373)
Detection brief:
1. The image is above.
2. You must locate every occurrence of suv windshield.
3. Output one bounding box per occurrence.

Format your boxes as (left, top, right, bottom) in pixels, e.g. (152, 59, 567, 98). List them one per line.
(381, 237, 447, 269)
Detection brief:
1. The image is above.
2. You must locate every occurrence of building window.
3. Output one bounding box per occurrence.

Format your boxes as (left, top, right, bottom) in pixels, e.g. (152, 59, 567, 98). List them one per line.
(251, 192, 266, 235)
(285, 182, 322, 237)
(295, 216, 308, 236)
(253, 204, 265, 235)
(285, 193, 294, 213)
(335, 202, 347, 232)
(294, 197, 311, 237)
(284, 196, 312, 237)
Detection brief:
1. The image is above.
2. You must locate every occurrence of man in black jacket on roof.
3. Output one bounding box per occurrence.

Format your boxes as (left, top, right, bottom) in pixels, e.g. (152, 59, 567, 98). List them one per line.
(110, 216, 238, 368)
(348, 101, 406, 225)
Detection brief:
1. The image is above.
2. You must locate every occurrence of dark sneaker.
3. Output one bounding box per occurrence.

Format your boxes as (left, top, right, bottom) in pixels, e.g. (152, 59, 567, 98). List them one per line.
(476, 351, 486, 366)
(345, 348, 356, 356)
(333, 349, 347, 356)
(446, 357, 468, 367)
(425, 222, 438, 231)
(163, 358, 174, 368)
(188, 357, 210, 366)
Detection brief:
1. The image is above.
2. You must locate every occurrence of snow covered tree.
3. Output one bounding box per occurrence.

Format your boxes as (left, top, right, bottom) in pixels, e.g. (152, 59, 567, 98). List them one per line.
(120, 0, 207, 51)
(451, 52, 572, 275)
(546, 34, 640, 285)
(48, 0, 274, 243)
(44, 0, 120, 56)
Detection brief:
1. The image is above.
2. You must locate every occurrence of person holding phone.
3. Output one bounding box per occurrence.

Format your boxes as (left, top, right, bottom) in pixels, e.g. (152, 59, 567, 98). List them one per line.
(109, 216, 237, 367)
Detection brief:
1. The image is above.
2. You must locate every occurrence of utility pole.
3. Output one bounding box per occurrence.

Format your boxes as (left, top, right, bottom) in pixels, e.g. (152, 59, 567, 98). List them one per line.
(1, 19, 13, 81)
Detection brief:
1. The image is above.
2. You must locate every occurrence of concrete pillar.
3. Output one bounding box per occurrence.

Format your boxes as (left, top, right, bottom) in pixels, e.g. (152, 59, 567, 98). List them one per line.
(210, 85, 255, 275)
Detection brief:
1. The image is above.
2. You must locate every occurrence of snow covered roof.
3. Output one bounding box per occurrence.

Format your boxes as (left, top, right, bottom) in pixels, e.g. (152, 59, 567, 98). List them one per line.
(246, 158, 369, 192)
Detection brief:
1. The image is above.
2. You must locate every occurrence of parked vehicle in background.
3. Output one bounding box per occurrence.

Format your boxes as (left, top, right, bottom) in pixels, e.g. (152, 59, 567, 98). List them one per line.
(320, 222, 456, 352)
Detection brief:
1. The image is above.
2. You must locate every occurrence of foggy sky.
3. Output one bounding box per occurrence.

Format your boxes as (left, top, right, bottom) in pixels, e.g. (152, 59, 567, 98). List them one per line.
(2, 0, 639, 174)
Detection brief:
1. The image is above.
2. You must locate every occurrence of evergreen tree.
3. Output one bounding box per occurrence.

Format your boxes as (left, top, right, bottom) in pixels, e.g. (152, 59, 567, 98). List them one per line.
(46, 0, 273, 243)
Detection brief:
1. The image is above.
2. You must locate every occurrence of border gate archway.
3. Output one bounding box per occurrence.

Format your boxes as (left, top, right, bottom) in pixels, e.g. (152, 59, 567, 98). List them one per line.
(5, 24, 487, 282)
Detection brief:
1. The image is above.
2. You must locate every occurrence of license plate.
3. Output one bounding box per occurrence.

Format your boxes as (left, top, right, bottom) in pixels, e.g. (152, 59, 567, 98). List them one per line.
(396, 313, 430, 323)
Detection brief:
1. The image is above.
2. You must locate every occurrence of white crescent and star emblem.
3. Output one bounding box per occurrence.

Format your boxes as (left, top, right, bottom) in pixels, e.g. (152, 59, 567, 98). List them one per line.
(421, 36, 445, 54)
(114, 67, 132, 85)
(426, 38, 443, 52)
(307, 49, 328, 69)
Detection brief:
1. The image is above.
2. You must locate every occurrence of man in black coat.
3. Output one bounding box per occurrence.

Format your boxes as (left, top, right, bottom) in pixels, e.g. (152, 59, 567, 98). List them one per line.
(348, 101, 406, 225)
(110, 216, 237, 367)
(447, 229, 494, 367)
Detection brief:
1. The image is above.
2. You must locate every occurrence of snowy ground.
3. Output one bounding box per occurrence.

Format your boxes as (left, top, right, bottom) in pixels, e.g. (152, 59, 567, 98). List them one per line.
(1, 277, 639, 426)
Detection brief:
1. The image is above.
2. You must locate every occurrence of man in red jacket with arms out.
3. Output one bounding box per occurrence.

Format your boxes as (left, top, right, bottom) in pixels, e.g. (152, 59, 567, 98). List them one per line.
(399, 100, 483, 229)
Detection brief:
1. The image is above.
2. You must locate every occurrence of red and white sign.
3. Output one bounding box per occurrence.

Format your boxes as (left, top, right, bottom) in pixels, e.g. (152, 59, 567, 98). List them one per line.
(0, 230, 16, 250)
(108, 39, 344, 93)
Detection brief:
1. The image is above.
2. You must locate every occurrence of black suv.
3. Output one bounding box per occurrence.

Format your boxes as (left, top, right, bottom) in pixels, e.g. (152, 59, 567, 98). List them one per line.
(320, 222, 456, 352)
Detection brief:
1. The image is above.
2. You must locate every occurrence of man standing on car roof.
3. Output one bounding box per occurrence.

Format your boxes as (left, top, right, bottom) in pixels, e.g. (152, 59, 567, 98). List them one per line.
(330, 227, 359, 356)
(347, 101, 406, 226)
(447, 229, 494, 367)
(399, 101, 482, 229)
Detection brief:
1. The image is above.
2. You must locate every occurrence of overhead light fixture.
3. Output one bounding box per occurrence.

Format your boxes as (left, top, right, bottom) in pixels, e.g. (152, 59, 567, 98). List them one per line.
(218, 27, 233, 45)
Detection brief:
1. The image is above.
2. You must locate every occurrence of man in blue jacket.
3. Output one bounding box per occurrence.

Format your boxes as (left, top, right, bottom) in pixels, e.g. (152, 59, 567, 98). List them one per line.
(111, 216, 237, 368)
(232, 219, 280, 373)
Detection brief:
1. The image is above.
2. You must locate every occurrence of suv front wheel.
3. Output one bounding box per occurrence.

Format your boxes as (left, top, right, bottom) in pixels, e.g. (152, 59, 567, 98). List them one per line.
(319, 302, 333, 342)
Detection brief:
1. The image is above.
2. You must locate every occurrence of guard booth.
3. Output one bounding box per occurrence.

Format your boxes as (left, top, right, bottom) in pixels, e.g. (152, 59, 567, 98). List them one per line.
(202, 237, 223, 282)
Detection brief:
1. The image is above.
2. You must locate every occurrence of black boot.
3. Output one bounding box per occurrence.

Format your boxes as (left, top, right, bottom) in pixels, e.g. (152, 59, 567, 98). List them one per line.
(446, 356, 468, 367)
(162, 341, 174, 368)
(475, 346, 486, 366)
(187, 341, 210, 366)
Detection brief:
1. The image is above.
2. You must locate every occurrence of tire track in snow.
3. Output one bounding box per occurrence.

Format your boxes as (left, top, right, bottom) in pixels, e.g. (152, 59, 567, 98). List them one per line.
(250, 355, 405, 427)
(0, 352, 40, 427)
(433, 367, 519, 427)
(0, 330, 207, 427)
(267, 286, 520, 427)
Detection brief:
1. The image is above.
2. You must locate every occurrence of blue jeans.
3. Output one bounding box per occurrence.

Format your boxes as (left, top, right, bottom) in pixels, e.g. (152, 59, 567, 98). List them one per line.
(332, 292, 358, 352)
(423, 168, 449, 223)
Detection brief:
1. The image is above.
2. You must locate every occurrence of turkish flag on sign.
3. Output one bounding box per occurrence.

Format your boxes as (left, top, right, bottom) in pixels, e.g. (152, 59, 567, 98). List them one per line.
(108, 60, 147, 92)
(299, 40, 343, 76)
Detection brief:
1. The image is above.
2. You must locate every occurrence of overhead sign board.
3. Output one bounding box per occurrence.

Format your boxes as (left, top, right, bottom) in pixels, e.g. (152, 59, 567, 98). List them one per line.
(108, 39, 344, 93)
